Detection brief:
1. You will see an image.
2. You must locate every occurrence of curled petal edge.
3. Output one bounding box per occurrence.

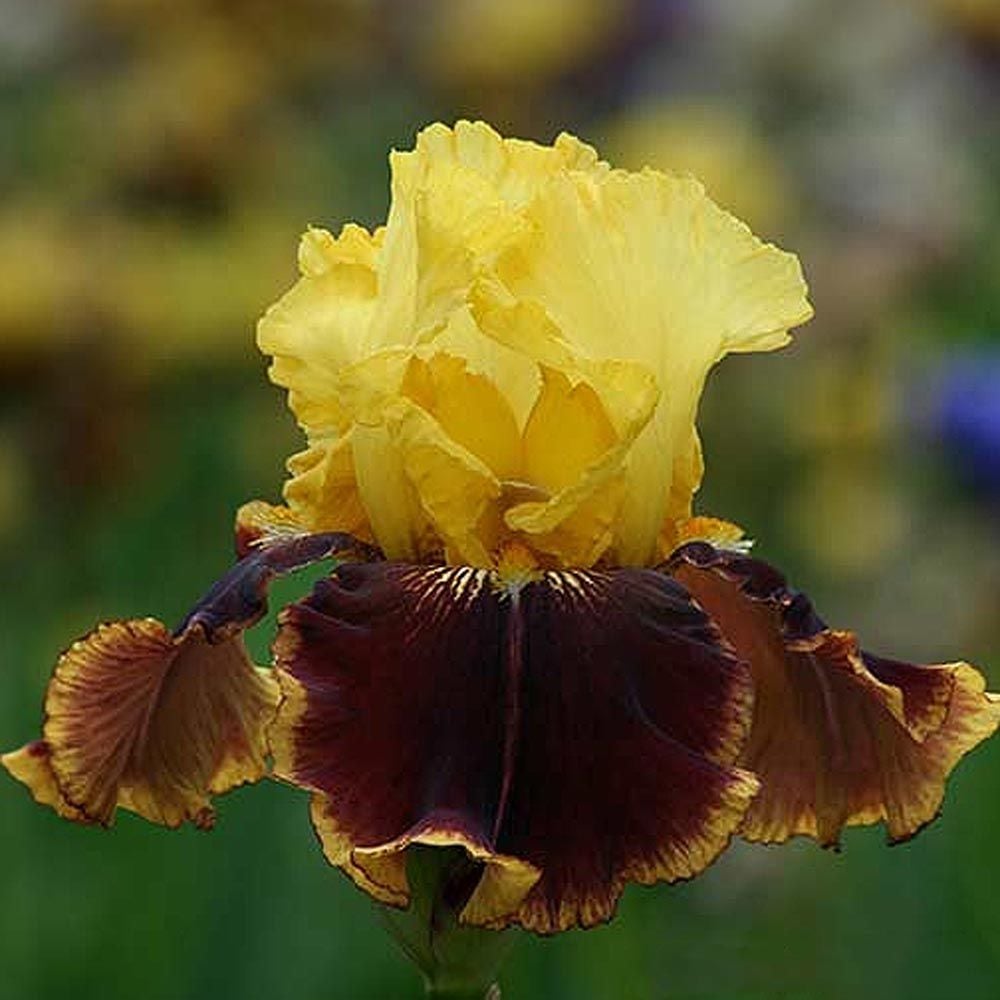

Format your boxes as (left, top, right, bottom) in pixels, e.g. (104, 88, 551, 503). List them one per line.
(4, 531, 376, 828)
(668, 541, 1000, 847)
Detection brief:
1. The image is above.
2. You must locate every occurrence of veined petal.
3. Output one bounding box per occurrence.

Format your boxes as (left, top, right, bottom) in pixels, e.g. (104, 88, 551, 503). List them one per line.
(3, 533, 374, 828)
(668, 543, 1000, 846)
(500, 568, 758, 932)
(271, 561, 757, 933)
(496, 168, 812, 563)
(234, 499, 308, 558)
(38, 619, 277, 829)
(271, 564, 516, 913)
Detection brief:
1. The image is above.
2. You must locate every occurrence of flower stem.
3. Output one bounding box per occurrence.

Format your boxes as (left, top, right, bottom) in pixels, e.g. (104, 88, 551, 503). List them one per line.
(376, 847, 517, 1000)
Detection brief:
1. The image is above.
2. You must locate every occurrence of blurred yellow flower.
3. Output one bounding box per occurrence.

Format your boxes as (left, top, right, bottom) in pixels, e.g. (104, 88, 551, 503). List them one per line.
(603, 100, 795, 234)
(929, 0, 1000, 39)
(414, 0, 627, 87)
(259, 120, 812, 570)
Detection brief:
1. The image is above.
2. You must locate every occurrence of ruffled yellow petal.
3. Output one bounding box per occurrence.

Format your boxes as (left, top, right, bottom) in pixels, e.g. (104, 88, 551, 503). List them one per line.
(283, 432, 373, 541)
(522, 367, 616, 495)
(496, 168, 812, 563)
(258, 224, 381, 436)
(472, 285, 660, 566)
(258, 123, 812, 570)
(368, 121, 606, 352)
(351, 423, 432, 562)
(401, 353, 522, 480)
(509, 365, 629, 566)
(407, 121, 606, 209)
(386, 397, 500, 567)
(419, 305, 540, 428)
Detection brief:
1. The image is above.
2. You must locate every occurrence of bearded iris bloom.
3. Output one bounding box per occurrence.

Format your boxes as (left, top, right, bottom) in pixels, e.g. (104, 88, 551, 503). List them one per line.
(5, 122, 998, 976)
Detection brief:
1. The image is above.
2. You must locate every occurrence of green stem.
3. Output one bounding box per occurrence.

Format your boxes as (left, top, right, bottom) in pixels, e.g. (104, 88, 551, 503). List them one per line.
(376, 847, 517, 1000)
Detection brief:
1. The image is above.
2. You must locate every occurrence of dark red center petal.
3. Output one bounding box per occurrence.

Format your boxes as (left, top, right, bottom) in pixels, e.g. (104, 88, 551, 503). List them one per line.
(271, 561, 758, 933)
(667, 542, 1000, 847)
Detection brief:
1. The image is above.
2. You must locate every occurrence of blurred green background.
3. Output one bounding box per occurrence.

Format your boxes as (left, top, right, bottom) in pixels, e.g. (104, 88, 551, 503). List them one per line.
(3, 1, 1000, 998)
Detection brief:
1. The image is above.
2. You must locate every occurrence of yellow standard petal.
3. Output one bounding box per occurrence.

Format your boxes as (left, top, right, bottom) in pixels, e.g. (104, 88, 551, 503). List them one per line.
(495, 167, 812, 564)
(258, 223, 381, 436)
(258, 122, 811, 570)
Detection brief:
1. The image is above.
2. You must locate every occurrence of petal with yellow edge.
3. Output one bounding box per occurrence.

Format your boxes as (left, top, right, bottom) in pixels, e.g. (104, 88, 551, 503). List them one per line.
(3, 531, 376, 828)
(668, 542, 1000, 847)
(1, 740, 85, 822)
(271, 559, 758, 934)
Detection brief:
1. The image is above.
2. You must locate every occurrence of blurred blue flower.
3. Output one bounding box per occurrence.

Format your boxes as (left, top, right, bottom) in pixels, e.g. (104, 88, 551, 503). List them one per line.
(934, 349, 1000, 495)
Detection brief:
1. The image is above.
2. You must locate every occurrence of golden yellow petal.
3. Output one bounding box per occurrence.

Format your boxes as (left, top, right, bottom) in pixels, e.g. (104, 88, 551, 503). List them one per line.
(416, 305, 541, 431)
(368, 121, 607, 352)
(257, 124, 813, 570)
(258, 223, 380, 436)
(472, 285, 660, 566)
(298, 223, 380, 277)
(386, 398, 501, 567)
(506, 475, 627, 568)
(470, 284, 659, 438)
(402, 353, 522, 480)
(496, 168, 812, 564)
(283, 431, 374, 541)
(351, 423, 433, 562)
(406, 121, 606, 209)
(521, 367, 617, 495)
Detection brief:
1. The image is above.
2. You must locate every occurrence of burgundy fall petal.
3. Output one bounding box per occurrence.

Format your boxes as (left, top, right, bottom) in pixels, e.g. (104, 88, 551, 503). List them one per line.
(271, 561, 759, 933)
(667, 542, 1000, 847)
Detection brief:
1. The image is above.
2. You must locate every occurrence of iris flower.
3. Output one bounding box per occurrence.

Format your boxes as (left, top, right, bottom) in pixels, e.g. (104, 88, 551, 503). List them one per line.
(5, 121, 998, 986)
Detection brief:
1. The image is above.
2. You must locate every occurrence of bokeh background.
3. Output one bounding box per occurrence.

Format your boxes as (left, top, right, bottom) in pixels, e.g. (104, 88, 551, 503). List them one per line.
(3, 1, 1000, 998)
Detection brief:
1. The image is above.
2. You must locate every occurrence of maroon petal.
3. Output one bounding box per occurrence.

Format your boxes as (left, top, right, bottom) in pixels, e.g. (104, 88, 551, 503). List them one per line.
(668, 542, 1000, 847)
(3, 531, 370, 828)
(272, 562, 758, 933)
